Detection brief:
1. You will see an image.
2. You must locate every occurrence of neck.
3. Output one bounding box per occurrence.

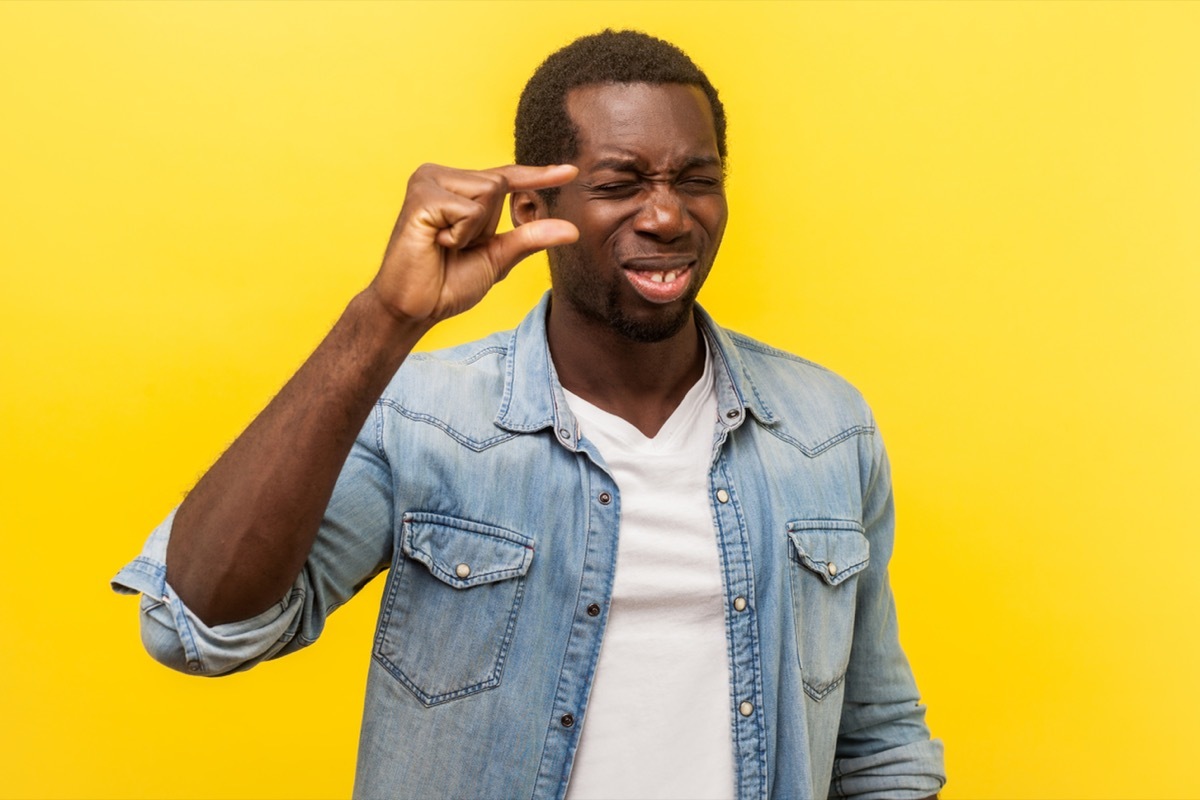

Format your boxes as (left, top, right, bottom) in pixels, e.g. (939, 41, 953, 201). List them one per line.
(547, 297, 706, 438)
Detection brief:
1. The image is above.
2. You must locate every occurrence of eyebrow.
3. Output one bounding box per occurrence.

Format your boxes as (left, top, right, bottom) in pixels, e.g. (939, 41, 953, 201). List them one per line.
(587, 155, 722, 173)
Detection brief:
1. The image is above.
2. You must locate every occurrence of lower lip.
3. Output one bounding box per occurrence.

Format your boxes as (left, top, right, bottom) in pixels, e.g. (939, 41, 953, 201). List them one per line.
(623, 265, 694, 304)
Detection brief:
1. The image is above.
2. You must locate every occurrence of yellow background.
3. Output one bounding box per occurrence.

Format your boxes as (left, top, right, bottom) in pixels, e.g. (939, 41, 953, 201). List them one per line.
(3, 2, 1198, 797)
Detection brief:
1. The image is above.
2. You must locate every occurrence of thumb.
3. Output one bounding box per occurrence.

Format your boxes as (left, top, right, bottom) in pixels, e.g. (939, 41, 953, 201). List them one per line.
(488, 219, 579, 278)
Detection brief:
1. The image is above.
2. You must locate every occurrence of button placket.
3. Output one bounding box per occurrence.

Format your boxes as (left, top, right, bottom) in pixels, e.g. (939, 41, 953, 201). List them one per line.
(587, 485, 612, 622)
(531, 462, 619, 798)
(709, 453, 768, 795)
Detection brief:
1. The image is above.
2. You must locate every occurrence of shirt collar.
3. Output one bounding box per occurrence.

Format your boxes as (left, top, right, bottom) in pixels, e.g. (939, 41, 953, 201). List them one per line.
(495, 292, 777, 443)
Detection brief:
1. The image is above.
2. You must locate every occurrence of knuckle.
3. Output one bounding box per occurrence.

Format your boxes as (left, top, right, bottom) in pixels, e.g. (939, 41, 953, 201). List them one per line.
(512, 224, 537, 251)
(409, 162, 452, 187)
(407, 167, 431, 190)
(477, 173, 508, 203)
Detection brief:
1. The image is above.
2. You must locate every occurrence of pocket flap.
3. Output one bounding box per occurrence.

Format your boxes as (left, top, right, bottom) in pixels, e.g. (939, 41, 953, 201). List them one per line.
(787, 520, 870, 587)
(401, 513, 534, 589)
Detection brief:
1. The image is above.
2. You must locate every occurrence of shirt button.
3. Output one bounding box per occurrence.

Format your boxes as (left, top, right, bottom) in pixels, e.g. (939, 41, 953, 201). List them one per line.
(827, 562, 838, 576)
(586, 603, 601, 617)
(598, 491, 612, 505)
(560, 713, 575, 727)
(558, 428, 571, 441)
(716, 489, 730, 504)
(455, 563, 471, 579)
(726, 409, 740, 419)
(739, 701, 753, 717)
(187, 662, 200, 673)
(733, 596, 747, 612)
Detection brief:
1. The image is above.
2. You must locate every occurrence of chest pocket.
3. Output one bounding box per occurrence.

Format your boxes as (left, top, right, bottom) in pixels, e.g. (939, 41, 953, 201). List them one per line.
(787, 520, 870, 701)
(373, 512, 534, 706)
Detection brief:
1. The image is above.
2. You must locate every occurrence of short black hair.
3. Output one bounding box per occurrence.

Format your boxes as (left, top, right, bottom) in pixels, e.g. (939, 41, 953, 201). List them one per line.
(515, 29, 727, 198)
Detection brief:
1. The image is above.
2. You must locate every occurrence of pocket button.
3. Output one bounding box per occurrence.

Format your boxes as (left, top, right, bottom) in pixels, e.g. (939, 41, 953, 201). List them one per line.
(455, 563, 471, 579)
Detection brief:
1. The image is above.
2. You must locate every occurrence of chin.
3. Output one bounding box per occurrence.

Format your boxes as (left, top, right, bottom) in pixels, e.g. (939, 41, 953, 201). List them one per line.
(607, 302, 696, 343)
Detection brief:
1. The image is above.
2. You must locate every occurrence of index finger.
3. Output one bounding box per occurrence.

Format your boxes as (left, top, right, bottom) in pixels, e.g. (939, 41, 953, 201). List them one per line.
(487, 164, 578, 191)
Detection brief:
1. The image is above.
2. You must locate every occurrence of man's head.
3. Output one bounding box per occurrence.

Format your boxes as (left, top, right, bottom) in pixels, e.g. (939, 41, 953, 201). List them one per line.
(515, 29, 727, 199)
(511, 33, 729, 345)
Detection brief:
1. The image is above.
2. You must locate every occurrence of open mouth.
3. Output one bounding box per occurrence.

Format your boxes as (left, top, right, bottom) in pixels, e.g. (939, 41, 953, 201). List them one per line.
(644, 269, 684, 284)
(622, 259, 696, 303)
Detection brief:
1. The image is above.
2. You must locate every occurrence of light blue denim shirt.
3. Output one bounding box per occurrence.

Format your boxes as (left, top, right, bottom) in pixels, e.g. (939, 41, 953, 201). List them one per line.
(113, 293, 944, 799)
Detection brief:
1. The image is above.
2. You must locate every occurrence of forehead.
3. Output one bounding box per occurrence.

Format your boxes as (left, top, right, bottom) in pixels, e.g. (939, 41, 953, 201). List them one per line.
(564, 82, 720, 169)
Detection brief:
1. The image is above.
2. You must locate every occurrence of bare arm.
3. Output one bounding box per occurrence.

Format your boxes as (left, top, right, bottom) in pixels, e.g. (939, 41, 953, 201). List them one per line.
(165, 163, 578, 626)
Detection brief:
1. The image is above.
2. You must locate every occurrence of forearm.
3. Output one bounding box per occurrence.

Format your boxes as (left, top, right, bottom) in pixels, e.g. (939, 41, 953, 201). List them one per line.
(166, 288, 430, 626)
(162, 162, 577, 628)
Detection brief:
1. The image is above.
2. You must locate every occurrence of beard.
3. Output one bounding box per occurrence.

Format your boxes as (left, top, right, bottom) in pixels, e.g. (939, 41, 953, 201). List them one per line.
(549, 247, 709, 344)
(600, 280, 698, 343)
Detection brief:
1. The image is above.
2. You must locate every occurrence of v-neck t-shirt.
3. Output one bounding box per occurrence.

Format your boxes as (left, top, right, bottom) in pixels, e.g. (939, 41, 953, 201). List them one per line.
(562, 344, 735, 800)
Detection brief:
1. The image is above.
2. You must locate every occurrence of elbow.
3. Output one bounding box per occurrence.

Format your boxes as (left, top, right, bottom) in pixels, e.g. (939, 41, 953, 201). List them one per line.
(138, 593, 210, 676)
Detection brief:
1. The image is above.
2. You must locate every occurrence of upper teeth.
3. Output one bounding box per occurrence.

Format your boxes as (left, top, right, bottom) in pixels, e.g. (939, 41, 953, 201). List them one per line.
(649, 270, 679, 283)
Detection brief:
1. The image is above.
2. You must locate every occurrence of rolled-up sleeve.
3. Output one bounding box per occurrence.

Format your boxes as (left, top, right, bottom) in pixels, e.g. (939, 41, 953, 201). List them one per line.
(111, 407, 395, 677)
(831, 421, 946, 798)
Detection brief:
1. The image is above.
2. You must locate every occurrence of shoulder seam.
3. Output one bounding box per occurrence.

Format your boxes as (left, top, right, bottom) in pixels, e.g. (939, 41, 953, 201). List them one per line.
(375, 399, 517, 452)
(763, 423, 876, 458)
(406, 343, 508, 366)
(726, 331, 831, 373)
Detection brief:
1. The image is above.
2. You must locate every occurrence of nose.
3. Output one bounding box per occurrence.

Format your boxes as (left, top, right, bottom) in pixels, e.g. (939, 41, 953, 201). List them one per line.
(632, 184, 693, 242)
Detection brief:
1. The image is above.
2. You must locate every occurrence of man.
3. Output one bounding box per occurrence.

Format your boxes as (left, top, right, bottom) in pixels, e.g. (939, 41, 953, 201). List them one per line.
(115, 30, 944, 799)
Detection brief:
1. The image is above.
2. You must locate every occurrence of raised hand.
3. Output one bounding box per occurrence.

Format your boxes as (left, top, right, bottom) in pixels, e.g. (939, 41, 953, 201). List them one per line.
(371, 163, 579, 324)
(165, 163, 575, 625)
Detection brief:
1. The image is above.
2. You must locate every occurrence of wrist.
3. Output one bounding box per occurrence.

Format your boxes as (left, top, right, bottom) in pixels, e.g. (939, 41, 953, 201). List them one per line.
(359, 283, 437, 331)
(344, 287, 435, 370)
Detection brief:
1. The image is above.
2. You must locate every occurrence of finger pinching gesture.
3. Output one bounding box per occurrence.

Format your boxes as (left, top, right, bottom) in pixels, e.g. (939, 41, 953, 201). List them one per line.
(372, 163, 578, 325)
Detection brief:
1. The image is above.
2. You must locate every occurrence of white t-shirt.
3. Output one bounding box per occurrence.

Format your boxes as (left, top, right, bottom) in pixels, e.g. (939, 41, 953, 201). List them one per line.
(562, 345, 735, 800)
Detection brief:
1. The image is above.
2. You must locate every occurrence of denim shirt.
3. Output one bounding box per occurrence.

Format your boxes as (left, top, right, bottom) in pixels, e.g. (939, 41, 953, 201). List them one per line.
(113, 293, 945, 800)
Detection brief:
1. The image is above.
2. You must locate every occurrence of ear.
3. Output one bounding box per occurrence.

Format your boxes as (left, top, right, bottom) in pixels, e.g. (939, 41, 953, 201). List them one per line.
(510, 189, 547, 228)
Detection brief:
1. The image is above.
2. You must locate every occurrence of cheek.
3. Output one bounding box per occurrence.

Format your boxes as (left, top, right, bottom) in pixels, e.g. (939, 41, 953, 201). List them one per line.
(695, 199, 728, 240)
(581, 202, 634, 232)
(580, 212, 628, 250)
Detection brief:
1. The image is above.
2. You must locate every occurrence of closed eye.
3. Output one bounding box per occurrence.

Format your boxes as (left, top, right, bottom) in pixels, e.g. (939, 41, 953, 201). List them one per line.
(680, 176, 723, 193)
(589, 182, 640, 197)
